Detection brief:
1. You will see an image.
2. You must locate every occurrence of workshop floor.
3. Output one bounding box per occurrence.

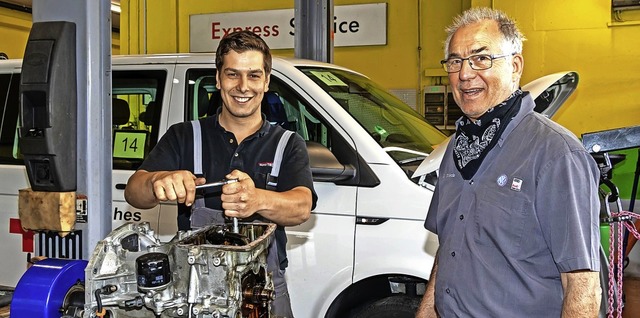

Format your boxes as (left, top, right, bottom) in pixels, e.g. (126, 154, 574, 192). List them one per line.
(0, 278, 638, 317)
(624, 276, 640, 318)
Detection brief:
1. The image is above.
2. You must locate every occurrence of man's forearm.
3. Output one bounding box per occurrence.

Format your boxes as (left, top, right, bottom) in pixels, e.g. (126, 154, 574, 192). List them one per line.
(416, 254, 438, 318)
(125, 170, 159, 209)
(255, 186, 312, 226)
(560, 270, 601, 318)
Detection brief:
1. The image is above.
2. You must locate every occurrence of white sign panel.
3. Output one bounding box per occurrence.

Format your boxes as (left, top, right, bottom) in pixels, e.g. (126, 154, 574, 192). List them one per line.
(189, 3, 387, 52)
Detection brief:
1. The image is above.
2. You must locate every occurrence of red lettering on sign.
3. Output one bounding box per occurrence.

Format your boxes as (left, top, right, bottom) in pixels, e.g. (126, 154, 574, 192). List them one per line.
(267, 24, 280, 36)
(223, 27, 232, 37)
(211, 24, 281, 39)
(9, 218, 34, 253)
(212, 22, 222, 39)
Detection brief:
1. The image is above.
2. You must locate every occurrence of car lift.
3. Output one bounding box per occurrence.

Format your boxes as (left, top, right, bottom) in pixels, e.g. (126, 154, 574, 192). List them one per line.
(583, 125, 640, 318)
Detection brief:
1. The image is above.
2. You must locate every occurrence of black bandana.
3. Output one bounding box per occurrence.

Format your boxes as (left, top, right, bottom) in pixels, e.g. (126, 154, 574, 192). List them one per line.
(453, 89, 525, 180)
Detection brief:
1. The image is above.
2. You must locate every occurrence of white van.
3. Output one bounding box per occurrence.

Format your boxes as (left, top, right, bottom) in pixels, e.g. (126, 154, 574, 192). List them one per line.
(0, 54, 577, 317)
(1, 54, 446, 317)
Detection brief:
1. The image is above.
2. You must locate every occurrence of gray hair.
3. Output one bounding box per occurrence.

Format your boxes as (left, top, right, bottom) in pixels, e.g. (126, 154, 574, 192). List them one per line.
(443, 7, 526, 58)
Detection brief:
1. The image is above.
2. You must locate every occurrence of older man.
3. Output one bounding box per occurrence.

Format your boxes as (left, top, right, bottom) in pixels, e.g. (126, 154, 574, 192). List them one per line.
(417, 7, 601, 318)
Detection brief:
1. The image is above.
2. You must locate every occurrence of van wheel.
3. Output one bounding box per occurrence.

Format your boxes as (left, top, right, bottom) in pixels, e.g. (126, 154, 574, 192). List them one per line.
(353, 295, 420, 318)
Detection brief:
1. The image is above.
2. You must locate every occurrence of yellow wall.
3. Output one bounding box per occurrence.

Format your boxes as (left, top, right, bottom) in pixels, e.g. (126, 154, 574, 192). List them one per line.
(0, 7, 31, 59)
(0, 7, 121, 57)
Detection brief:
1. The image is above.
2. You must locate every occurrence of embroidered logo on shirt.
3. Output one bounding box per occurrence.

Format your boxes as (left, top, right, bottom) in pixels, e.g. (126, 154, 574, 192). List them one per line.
(496, 174, 508, 187)
(258, 162, 273, 167)
(444, 173, 456, 178)
(511, 178, 523, 192)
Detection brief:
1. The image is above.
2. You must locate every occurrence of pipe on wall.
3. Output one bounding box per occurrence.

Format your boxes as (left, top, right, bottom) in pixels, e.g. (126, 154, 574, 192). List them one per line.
(0, 1, 31, 13)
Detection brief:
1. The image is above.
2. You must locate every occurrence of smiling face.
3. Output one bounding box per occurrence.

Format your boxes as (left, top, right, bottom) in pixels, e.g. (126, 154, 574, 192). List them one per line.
(216, 50, 270, 120)
(447, 20, 523, 120)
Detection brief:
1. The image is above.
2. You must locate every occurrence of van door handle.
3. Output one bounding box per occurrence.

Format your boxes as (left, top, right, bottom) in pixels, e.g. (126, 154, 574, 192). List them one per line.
(356, 217, 388, 225)
(115, 183, 126, 190)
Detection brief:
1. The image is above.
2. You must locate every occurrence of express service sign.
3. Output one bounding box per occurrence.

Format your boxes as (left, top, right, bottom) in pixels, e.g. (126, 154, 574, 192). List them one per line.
(189, 3, 387, 52)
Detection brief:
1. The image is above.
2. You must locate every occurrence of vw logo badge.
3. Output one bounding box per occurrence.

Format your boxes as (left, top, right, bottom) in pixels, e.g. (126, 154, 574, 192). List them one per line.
(497, 174, 508, 187)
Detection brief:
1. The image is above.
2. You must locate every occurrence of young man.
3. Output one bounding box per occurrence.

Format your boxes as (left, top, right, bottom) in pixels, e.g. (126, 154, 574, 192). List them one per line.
(416, 8, 601, 317)
(125, 30, 317, 317)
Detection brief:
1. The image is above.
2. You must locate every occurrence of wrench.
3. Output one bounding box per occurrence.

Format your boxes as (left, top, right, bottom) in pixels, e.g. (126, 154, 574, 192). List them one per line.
(195, 178, 238, 190)
(195, 179, 240, 233)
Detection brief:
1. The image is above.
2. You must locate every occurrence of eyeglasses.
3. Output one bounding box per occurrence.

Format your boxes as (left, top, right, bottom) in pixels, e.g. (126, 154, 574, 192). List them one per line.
(440, 53, 516, 73)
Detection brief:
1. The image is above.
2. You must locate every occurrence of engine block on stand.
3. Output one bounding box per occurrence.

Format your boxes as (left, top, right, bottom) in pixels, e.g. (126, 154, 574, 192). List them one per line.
(82, 221, 276, 318)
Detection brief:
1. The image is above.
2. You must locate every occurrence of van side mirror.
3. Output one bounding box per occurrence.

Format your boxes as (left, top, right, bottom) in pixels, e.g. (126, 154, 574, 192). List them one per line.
(306, 141, 356, 182)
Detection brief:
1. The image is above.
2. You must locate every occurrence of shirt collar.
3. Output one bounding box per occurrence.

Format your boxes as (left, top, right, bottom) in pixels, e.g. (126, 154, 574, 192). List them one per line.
(212, 107, 272, 138)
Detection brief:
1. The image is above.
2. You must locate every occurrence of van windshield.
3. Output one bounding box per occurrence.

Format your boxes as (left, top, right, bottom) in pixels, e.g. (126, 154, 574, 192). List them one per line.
(299, 67, 447, 166)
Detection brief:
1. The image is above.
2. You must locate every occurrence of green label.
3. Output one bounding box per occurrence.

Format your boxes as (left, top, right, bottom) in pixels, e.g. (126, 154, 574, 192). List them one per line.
(113, 131, 147, 159)
(310, 71, 348, 87)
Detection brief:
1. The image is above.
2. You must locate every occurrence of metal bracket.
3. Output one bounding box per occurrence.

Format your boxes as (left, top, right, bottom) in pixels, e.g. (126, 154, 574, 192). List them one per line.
(582, 125, 640, 154)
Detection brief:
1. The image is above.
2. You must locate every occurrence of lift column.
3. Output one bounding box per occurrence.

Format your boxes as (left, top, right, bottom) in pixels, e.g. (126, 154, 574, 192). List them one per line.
(294, 0, 334, 63)
(30, 0, 113, 259)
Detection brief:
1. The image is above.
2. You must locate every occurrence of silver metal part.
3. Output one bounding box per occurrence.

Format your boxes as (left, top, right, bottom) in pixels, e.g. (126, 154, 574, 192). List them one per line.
(84, 221, 276, 317)
(195, 179, 241, 234)
(195, 179, 238, 190)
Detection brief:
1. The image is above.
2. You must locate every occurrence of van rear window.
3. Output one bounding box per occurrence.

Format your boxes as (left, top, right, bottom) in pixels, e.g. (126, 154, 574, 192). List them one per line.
(0, 73, 22, 164)
(0, 69, 167, 169)
(112, 70, 167, 170)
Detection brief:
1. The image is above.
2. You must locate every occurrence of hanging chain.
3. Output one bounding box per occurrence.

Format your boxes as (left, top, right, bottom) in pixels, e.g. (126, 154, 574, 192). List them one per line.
(607, 210, 640, 318)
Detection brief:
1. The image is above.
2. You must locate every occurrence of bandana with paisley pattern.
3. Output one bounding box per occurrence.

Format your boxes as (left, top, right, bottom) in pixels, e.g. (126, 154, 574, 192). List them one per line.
(453, 89, 525, 180)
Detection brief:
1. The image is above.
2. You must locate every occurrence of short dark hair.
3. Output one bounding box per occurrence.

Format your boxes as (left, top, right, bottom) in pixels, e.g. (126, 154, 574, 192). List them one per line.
(215, 30, 272, 75)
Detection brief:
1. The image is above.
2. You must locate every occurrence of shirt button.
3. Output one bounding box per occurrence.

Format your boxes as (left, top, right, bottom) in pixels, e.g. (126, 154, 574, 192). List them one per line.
(234, 153, 239, 157)
(229, 139, 233, 143)
(451, 251, 455, 257)
(469, 180, 474, 185)
(459, 214, 464, 220)
(446, 288, 451, 294)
